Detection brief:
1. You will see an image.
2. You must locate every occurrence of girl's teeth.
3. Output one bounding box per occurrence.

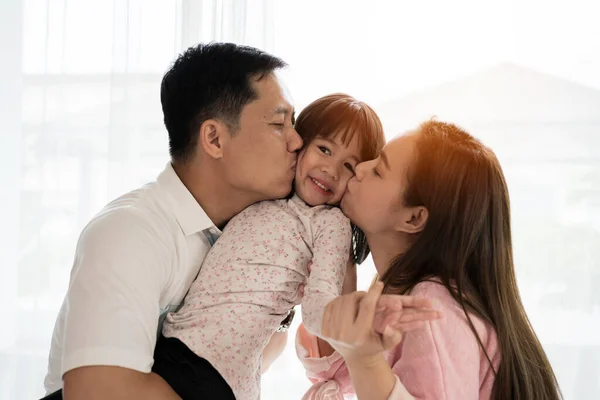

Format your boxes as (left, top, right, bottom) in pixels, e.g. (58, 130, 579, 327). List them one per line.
(312, 178, 329, 191)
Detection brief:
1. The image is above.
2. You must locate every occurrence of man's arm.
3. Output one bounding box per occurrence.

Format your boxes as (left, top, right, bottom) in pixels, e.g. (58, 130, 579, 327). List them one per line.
(63, 367, 180, 400)
(59, 210, 178, 399)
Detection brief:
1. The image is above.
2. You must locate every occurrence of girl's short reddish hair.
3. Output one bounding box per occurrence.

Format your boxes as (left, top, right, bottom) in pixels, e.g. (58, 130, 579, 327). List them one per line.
(295, 93, 385, 162)
(295, 93, 385, 264)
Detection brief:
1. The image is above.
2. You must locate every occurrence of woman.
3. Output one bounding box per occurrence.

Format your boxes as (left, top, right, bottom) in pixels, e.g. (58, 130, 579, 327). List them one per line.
(297, 120, 562, 399)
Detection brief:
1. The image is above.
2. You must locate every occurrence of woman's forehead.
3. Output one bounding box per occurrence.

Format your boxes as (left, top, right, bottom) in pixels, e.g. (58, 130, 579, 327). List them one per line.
(384, 133, 417, 171)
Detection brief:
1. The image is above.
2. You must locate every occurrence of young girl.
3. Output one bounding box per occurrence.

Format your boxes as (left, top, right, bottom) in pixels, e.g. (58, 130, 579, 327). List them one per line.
(152, 94, 389, 400)
(298, 120, 562, 399)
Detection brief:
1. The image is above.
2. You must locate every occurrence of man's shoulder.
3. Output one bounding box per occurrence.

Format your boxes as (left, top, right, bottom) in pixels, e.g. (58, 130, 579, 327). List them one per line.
(84, 183, 179, 244)
(102, 181, 164, 214)
(70, 183, 186, 287)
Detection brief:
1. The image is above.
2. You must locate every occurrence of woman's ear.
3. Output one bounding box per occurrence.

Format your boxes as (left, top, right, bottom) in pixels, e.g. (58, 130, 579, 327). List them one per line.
(395, 206, 428, 234)
(197, 119, 231, 160)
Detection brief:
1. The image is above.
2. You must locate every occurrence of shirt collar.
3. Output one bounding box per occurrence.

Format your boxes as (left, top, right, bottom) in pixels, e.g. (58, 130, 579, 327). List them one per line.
(290, 193, 308, 207)
(157, 162, 219, 236)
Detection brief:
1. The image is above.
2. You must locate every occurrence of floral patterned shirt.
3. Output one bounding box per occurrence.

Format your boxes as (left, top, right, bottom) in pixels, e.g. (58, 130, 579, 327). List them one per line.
(163, 195, 351, 400)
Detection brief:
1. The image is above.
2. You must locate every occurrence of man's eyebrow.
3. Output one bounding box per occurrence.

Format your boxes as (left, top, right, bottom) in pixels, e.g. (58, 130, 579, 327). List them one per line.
(272, 106, 295, 124)
(381, 151, 391, 170)
(272, 106, 291, 115)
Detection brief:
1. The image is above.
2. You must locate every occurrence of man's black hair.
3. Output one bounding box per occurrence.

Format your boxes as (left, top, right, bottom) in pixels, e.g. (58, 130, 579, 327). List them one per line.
(161, 42, 286, 162)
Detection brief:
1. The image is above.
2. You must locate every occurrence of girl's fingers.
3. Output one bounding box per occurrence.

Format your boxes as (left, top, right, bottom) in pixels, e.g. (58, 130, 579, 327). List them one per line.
(381, 325, 404, 350)
(375, 307, 442, 332)
(376, 294, 435, 312)
(396, 309, 442, 324)
(393, 320, 427, 332)
(375, 294, 405, 311)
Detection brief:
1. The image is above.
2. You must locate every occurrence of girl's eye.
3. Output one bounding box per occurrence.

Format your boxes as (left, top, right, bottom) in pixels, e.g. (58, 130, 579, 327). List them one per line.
(318, 146, 331, 156)
(344, 163, 355, 174)
(271, 123, 285, 129)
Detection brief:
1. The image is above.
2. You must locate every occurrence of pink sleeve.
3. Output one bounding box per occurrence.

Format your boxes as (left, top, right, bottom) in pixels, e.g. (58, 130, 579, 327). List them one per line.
(295, 323, 354, 399)
(298, 282, 490, 400)
(296, 323, 415, 400)
(301, 208, 351, 336)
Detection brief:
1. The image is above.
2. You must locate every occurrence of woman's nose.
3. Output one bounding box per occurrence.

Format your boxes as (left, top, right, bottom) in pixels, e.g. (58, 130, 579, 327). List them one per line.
(354, 161, 368, 181)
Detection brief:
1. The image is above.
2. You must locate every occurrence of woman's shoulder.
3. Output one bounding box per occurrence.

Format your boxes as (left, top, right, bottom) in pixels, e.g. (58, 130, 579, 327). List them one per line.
(408, 280, 498, 346)
(408, 280, 454, 302)
(409, 280, 467, 325)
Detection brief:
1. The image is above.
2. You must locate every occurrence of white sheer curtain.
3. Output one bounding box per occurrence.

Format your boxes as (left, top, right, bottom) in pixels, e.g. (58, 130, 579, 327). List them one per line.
(1, 0, 280, 398)
(1, 0, 599, 399)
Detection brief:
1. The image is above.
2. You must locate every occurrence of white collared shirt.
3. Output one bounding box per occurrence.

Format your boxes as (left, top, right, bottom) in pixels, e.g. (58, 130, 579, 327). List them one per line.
(43, 163, 220, 394)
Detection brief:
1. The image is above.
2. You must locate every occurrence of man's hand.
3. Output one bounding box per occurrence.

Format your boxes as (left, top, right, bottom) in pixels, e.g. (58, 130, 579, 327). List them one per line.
(63, 366, 181, 400)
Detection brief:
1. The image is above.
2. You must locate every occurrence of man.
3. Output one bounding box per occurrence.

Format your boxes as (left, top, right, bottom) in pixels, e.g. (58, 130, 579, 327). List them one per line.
(42, 42, 302, 399)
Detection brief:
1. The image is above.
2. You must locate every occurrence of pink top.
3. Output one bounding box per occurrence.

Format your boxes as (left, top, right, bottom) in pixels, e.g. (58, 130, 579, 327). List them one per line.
(296, 281, 500, 399)
(163, 195, 351, 400)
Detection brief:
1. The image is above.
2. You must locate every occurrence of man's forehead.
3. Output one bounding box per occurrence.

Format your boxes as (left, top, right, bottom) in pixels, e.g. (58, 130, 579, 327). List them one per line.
(250, 73, 294, 116)
(260, 97, 294, 119)
(274, 71, 294, 105)
(262, 72, 293, 101)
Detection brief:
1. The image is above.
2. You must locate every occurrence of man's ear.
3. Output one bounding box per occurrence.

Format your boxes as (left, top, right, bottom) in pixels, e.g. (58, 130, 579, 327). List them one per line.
(395, 206, 428, 234)
(197, 119, 231, 159)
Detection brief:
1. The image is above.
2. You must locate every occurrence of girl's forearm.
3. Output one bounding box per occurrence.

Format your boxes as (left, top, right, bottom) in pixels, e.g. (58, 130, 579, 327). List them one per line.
(317, 259, 358, 357)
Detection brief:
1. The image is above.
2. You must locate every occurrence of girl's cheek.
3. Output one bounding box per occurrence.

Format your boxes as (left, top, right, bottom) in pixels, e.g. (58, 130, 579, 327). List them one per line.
(296, 150, 307, 169)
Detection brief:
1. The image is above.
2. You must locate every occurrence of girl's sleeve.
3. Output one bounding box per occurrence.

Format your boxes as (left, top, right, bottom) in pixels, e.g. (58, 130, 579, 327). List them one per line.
(295, 323, 352, 399)
(301, 208, 351, 336)
(296, 323, 412, 400)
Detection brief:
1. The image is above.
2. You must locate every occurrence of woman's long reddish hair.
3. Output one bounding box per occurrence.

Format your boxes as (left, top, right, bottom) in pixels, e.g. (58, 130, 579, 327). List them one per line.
(381, 120, 562, 400)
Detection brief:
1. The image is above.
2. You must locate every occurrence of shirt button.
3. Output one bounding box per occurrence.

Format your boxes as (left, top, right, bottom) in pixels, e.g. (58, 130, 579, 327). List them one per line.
(209, 228, 217, 234)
